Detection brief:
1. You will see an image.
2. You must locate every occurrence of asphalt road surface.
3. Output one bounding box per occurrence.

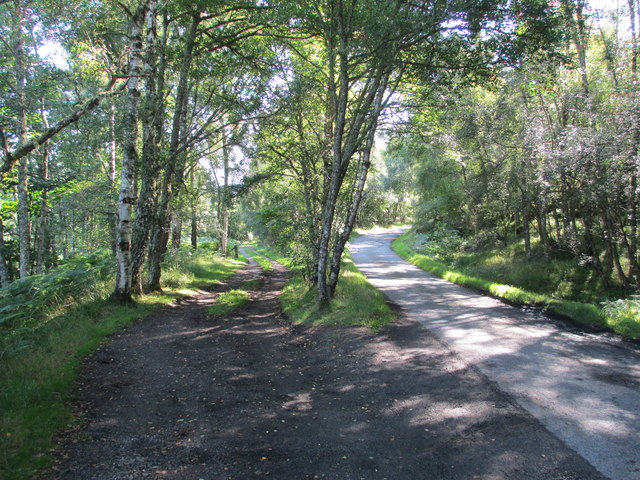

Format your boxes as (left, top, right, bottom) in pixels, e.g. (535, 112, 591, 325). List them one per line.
(350, 227, 640, 480)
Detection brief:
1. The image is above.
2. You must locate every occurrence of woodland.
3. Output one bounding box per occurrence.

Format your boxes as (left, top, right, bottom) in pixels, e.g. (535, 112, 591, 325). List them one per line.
(3, 1, 640, 477)
(1, 0, 640, 328)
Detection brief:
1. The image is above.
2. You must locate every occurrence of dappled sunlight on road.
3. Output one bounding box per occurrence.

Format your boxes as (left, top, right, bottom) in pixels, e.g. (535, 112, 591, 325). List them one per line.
(350, 228, 640, 480)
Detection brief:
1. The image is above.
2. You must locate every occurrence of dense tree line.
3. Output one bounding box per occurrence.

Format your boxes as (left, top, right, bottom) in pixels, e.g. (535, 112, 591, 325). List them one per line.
(0, 0, 572, 305)
(0, 0, 271, 302)
(389, 0, 640, 294)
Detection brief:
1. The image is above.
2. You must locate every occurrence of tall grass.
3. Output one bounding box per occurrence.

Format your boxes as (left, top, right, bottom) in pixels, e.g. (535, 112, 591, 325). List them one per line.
(393, 233, 640, 339)
(0, 251, 244, 480)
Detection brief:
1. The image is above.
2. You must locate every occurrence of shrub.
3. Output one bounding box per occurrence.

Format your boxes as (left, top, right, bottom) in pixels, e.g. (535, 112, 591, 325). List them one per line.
(408, 227, 463, 262)
(0, 252, 113, 331)
(601, 297, 640, 338)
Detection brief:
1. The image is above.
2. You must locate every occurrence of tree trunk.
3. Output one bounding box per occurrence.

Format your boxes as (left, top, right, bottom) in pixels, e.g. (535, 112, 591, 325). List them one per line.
(112, 3, 147, 303)
(36, 98, 51, 274)
(191, 205, 198, 250)
(146, 13, 199, 292)
(0, 218, 9, 287)
(327, 71, 389, 295)
(628, 0, 640, 285)
(327, 140, 373, 295)
(523, 200, 532, 259)
(109, 101, 117, 187)
(13, 0, 30, 279)
(536, 198, 551, 260)
(316, 7, 389, 303)
(171, 214, 182, 250)
(220, 133, 230, 256)
(131, 0, 160, 294)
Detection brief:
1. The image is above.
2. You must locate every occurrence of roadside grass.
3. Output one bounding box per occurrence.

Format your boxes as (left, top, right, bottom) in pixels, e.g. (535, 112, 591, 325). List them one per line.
(0, 253, 244, 480)
(251, 240, 395, 330)
(243, 247, 273, 270)
(281, 252, 395, 331)
(208, 289, 250, 316)
(392, 233, 640, 339)
(252, 245, 293, 268)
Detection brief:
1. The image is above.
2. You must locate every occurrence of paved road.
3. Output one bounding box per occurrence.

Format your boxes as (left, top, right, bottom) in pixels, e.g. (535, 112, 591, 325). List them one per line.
(350, 227, 640, 480)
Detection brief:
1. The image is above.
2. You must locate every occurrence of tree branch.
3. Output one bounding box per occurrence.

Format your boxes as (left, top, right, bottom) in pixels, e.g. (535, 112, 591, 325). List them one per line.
(0, 80, 127, 180)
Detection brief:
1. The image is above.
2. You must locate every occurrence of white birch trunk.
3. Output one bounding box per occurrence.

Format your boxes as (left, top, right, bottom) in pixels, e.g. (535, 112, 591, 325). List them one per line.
(13, 0, 30, 279)
(113, 4, 146, 302)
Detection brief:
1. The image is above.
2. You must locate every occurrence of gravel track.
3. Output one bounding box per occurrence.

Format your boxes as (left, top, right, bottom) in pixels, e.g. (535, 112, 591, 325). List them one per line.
(45, 249, 606, 479)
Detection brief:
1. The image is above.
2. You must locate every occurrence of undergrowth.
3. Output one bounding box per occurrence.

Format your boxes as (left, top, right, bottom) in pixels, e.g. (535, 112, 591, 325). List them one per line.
(393, 232, 640, 339)
(0, 252, 113, 330)
(0, 251, 244, 480)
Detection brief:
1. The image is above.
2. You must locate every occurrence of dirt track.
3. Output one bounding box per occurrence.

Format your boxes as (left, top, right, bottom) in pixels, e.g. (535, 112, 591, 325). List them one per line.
(46, 250, 605, 480)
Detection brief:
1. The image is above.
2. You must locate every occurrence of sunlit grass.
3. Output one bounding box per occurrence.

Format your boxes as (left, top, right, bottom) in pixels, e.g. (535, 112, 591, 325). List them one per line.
(392, 233, 640, 339)
(252, 245, 294, 268)
(281, 252, 395, 331)
(208, 288, 250, 316)
(253, 241, 394, 329)
(244, 248, 273, 270)
(0, 253, 244, 480)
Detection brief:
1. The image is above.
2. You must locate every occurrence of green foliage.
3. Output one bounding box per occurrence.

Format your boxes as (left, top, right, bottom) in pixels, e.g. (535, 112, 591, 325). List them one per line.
(197, 241, 220, 251)
(0, 253, 243, 479)
(601, 297, 640, 339)
(0, 252, 113, 330)
(411, 228, 463, 262)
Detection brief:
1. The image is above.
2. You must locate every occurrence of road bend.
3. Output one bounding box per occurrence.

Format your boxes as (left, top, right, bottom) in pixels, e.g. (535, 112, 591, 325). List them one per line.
(350, 227, 640, 480)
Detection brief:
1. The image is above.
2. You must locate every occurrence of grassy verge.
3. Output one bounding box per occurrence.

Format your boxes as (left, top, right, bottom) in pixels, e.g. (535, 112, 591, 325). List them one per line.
(280, 252, 395, 331)
(244, 247, 273, 270)
(252, 241, 394, 330)
(392, 233, 640, 339)
(252, 245, 293, 268)
(0, 253, 244, 480)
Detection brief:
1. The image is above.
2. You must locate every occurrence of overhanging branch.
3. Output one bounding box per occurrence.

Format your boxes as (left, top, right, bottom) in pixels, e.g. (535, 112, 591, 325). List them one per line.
(0, 80, 127, 180)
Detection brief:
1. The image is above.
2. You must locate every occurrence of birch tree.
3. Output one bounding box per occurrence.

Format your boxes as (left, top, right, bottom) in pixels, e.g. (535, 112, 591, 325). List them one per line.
(112, 1, 147, 303)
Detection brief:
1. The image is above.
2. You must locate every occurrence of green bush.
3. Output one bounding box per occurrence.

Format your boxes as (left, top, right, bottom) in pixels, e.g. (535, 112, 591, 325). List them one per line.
(199, 241, 220, 251)
(601, 297, 640, 339)
(0, 252, 113, 331)
(411, 227, 463, 262)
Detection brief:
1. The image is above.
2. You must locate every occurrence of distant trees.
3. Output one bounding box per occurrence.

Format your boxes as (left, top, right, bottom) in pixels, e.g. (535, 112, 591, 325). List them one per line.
(0, 0, 568, 305)
(391, 0, 640, 293)
(246, 0, 562, 303)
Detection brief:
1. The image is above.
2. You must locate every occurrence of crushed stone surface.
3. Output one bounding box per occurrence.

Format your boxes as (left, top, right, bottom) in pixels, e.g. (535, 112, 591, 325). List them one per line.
(45, 252, 605, 480)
